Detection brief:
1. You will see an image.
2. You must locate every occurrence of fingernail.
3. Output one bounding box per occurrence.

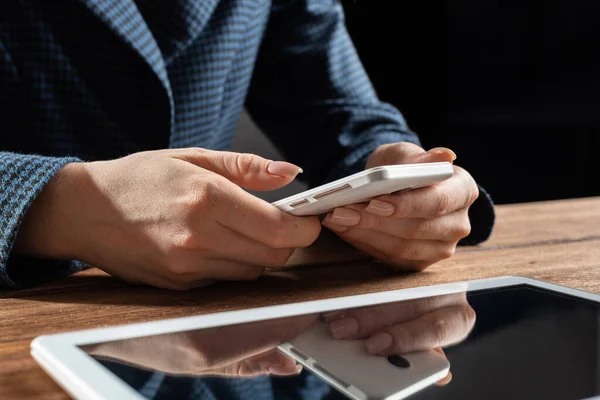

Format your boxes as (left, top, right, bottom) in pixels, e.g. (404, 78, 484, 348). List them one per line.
(322, 311, 346, 322)
(436, 372, 452, 386)
(330, 208, 361, 227)
(322, 213, 349, 233)
(365, 332, 393, 354)
(427, 147, 456, 161)
(268, 364, 301, 376)
(329, 318, 359, 339)
(267, 161, 303, 178)
(366, 199, 395, 217)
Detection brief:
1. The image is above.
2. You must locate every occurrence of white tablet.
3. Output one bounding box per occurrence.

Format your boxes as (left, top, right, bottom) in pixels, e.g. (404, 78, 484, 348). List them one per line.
(31, 277, 600, 400)
(272, 162, 453, 216)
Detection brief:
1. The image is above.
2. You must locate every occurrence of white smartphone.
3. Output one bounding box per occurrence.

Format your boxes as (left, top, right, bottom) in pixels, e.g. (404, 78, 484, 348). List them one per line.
(272, 162, 454, 216)
(278, 320, 449, 400)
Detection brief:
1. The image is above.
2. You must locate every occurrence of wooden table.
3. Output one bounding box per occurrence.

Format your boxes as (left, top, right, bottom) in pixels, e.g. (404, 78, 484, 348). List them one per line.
(2, 197, 600, 399)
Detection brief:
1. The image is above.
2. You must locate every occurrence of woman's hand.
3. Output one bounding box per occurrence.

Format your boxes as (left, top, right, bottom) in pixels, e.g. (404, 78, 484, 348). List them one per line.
(15, 148, 321, 289)
(322, 142, 478, 271)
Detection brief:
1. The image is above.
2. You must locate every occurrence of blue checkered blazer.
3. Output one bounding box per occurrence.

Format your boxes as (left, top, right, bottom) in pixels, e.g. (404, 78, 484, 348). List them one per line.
(0, 0, 494, 288)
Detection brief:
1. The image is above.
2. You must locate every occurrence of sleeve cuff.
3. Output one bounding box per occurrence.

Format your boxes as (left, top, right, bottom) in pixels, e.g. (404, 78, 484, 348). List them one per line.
(459, 184, 495, 246)
(0, 154, 85, 288)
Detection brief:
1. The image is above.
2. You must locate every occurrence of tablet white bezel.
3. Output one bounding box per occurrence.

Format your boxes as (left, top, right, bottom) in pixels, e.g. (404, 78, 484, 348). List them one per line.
(30, 276, 600, 400)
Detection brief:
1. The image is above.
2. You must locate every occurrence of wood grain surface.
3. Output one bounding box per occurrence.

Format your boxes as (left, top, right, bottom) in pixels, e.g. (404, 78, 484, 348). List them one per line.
(1, 197, 599, 399)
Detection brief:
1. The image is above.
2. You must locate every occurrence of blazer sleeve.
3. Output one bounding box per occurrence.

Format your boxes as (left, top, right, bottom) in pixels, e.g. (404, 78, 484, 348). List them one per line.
(0, 41, 86, 288)
(245, 0, 494, 244)
(0, 153, 87, 288)
(245, 0, 421, 187)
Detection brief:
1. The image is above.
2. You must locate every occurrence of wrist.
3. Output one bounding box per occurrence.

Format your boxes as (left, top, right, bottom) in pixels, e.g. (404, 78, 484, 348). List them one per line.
(13, 162, 90, 261)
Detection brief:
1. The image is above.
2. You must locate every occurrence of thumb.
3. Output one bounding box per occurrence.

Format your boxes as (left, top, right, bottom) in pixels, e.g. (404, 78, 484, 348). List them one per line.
(396, 146, 457, 165)
(422, 147, 457, 163)
(173, 149, 303, 191)
(367, 143, 457, 168)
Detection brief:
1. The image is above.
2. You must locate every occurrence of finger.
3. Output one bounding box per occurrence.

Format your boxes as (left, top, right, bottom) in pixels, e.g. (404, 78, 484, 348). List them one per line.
(432, 348, 452, 386)
(366, 142, 456, 169)
(217, 349, 299, 377)
(325, 226, 456, 268)
(161, 256, 267, 289)
(191, 314, 318, 367)
(364, 304, 476, 355)
(373, 166, 478, 219)
(436, 371, 453, 386)
(192, 221, 296, 269)
(205, 181, 321, 249)
(243, 349, 299, 377)
(171, 148, 303, 191)
(325, 293, 468, 339)
(425, 147, 457, 163)
(332, 204, 471, 242)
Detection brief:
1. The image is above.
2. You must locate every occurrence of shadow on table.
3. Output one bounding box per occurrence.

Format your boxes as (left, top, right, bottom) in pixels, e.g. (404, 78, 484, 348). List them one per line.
(3, 260, 412, 308)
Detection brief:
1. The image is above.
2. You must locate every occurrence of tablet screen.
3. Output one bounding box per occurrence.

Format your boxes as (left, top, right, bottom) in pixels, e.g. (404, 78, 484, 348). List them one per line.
(79, 284, 599, 400)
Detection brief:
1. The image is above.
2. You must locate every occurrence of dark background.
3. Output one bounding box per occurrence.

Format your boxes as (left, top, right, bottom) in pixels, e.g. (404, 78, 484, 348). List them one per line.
(234, 1, 600, 205)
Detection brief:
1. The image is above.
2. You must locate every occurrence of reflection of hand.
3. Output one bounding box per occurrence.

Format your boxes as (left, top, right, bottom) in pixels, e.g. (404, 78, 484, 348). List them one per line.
(322, 143, 478, 271)
(323, 292, 476, 385)
(86, 314, 318, 378)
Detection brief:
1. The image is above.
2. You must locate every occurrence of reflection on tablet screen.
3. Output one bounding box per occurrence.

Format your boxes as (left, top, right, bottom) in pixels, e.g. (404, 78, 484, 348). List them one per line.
(79, 285, 599, 400)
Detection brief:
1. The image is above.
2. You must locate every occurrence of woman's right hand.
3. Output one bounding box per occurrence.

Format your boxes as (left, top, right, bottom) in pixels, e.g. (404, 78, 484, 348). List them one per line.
(14, 148, 321, 289)
(86, 314, 319, 377)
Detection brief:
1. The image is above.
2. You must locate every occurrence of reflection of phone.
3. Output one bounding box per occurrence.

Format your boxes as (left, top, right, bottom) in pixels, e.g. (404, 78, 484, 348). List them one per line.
(278, 320, 449, 400)
(272, 162, 453, 216)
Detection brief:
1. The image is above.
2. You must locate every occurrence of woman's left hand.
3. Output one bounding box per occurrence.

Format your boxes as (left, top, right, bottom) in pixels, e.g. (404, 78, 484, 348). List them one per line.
(322, 142, 479, 271)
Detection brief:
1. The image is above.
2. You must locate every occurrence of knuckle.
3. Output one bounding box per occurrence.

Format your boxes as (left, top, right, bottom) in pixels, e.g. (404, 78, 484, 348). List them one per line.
(391, 326, 414, 353)
(234, 153, 260, 176)
(454, 218, 472, 240)
(439, 244, 456, 260)
(356, 313, 377, 337)
(190, 147, 209, 158)
(431, 317, 450, 345)
(368, 143, 394, 165)
(407, 298, 430, 319)
(408, 219, 433, 239)
(469, 181, 480, 204)
(393, 195, 416, 218)
(394, 242, 420, 261)
(170, 228, 200, 251)
(181, 177, 220, 210)
(462, 304, 477, 329)
(433, 190, 454, 217)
